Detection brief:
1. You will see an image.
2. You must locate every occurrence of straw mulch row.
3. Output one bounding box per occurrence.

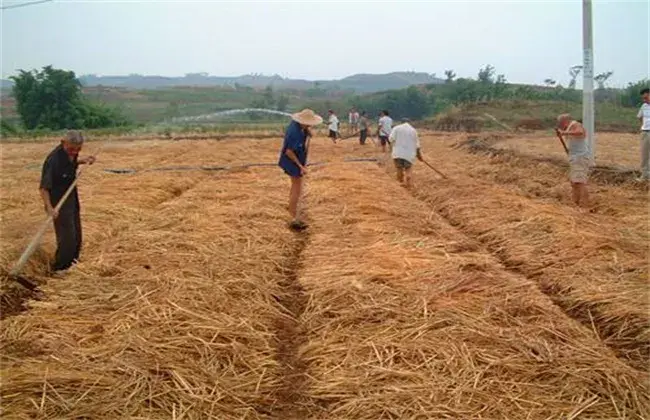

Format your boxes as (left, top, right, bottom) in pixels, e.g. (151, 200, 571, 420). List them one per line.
(455, 134, 644, 191)
(0, 141, 297, 419)
(293, 160, 649, 419)
(492, 131, 643, 169)
(411, 135, 649, 371)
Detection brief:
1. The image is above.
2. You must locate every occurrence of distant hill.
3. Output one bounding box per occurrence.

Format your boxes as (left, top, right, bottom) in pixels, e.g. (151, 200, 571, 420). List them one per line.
(0, 71, 443, 94)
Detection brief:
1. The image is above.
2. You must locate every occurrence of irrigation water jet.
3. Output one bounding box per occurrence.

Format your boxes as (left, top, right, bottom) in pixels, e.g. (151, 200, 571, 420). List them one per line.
(169, 108, 292, 124)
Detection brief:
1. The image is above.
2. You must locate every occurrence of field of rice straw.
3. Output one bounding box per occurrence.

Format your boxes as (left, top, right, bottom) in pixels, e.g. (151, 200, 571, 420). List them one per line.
(0, 130, 648, 419)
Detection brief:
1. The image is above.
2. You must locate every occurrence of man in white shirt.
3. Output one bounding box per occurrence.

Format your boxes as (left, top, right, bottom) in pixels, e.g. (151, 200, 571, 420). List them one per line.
(637, 88, 650, 180)
(377, 110, 393, 153)
(388, 118, 423, 189)
(327, 109, 339, 143)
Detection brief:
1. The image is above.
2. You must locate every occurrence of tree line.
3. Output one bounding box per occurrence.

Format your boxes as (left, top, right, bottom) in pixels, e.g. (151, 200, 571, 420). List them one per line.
(4, 65, 648, 135)
(299, 65, 648, 120)
(7, 66, 130, 133)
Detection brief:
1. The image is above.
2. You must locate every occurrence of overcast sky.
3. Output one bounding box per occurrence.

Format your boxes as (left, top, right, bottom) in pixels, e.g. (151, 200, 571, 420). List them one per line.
(1, 0, 648, 87)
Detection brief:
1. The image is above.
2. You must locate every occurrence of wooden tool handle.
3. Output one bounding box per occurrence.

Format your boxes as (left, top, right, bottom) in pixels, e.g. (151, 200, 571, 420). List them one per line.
(9, 170, 84, 276)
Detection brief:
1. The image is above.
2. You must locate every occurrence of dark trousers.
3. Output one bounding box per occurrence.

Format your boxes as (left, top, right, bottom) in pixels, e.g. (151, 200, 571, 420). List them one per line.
(359, 129, 368, 145)
(52, 207, 82, 271)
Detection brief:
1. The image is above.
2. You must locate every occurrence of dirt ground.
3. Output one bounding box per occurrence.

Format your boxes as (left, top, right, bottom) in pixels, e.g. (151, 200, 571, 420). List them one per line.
(1, 130, 648, 419)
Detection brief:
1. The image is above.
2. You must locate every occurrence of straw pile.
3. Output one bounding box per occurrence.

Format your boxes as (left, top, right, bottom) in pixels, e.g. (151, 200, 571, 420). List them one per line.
(413, 134, 650, 371)
(0, 137, 298, 418)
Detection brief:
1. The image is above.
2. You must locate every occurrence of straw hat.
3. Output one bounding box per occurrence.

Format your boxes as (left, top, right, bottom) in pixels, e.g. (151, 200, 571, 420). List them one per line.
(292, 109, 323, 126)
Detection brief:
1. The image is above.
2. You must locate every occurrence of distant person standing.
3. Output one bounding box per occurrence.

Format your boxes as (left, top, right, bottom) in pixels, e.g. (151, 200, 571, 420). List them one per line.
(348, 107, 360, 135)
(40, 130, 96, 273)
(278, 109, 322, 231)
(377, 110, 393, 153)
(637, 87, 650, 181)
(358, 111, 370, 145)
(389, 118, 423, 189)
(556, 114, 589, 208)
(327, 109, 340, 143)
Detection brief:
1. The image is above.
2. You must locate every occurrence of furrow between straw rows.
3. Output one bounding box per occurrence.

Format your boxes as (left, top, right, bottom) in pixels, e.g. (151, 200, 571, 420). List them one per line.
(422, 193, 647, 371)
(294, 162, 649, 419)
(270, 229, 310, 419)
(396, 141, 649, 372)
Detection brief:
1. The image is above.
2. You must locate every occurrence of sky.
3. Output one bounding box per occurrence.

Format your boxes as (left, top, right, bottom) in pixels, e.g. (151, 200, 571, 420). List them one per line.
(1, 0, 649, 87)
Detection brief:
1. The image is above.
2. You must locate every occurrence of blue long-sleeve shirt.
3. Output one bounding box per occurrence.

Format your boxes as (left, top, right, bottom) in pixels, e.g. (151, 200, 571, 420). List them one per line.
(278, 121, 307, 177)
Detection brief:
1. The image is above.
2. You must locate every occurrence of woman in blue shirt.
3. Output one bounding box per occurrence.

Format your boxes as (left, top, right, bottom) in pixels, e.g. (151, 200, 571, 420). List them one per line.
(278, 109, 323, 231)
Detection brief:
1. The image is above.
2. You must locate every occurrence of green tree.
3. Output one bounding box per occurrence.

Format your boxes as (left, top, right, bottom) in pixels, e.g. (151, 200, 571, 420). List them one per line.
(594, 71, 614, 90)
(263, 85, 274, 108)
(568, 65, 582, 89)
(10, 65, 128, 130)
(478, 65, 496, 84)
(444, 70, 456, 83)
(276, 94, 289, 112)
(1, 119, 19, 137)
(621, 79, 650, 107)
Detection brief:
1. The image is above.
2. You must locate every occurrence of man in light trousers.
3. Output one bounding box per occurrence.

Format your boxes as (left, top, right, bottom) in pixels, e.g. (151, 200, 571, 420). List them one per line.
(637, 87, 650, 181)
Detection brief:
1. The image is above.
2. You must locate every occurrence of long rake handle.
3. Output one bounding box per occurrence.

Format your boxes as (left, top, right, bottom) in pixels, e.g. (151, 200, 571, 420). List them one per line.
(483, 113, 514, 132)
(555, 130, 569, 155)
(9, 169, 86, 276)
(421, 158, 449, 179)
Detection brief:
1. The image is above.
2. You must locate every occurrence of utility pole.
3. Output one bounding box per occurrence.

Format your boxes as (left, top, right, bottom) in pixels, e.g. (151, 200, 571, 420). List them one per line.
(582, 0, 595, 161)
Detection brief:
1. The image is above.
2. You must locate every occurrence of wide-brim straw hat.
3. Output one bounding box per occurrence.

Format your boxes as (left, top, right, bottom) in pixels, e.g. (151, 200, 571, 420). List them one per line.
(292, 109, 323, 126)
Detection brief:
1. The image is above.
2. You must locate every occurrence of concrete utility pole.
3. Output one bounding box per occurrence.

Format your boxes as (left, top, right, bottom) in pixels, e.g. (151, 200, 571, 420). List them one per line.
(582, 0, 595, 161)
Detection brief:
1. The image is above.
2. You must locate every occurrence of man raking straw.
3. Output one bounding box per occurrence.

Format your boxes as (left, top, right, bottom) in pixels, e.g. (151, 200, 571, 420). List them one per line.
(278, 109, 322, 231)
(388, 117, 424, 189)
(556, 114, 589, 208)
(40, 130, 96, 273)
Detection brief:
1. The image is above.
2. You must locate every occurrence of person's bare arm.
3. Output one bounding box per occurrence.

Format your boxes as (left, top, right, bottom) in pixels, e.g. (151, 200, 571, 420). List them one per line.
(559, 125, 585, 138)
(39, 188, 58, 219)
(285, 149, 307, 175)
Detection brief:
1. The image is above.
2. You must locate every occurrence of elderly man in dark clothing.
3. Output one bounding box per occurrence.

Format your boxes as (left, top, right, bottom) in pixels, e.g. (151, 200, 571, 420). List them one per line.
(40, 130, 95, 272)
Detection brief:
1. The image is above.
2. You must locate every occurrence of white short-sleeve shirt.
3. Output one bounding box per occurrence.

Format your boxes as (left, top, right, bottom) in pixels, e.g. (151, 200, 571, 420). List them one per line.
(378, 116, 393, 137)
(328, 115, 339, 132)
(389, 123, 420, 163)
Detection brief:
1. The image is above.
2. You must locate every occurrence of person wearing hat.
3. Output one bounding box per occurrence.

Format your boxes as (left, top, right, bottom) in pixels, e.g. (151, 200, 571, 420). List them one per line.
(39, 130, 96, 273)
(278, 109, 323, 231)
(388, 117, 423, 189)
